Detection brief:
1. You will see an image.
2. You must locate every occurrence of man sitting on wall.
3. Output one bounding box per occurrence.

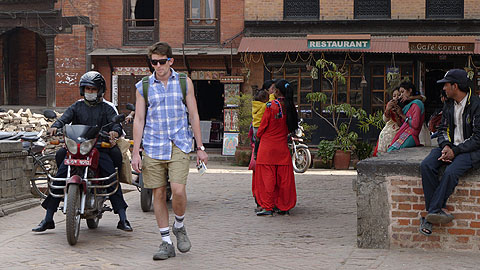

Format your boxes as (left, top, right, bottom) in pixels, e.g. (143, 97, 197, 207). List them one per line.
(419, 69, 480, 236)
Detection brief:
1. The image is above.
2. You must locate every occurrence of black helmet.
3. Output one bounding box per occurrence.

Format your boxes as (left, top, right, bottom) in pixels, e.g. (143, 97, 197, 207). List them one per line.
(79, 71, 106, 97)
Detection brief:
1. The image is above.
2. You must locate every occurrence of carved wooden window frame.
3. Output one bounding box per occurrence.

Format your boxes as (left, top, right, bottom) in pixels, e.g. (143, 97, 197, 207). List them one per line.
(283, 0, 319, 20)
(123, 0, 159, 46)
(426, 0, 464, 19)
(185, 0, 220, 45)
(354, 0, 391, 19)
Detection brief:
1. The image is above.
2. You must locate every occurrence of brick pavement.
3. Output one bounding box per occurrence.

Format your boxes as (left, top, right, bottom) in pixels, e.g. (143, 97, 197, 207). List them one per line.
(0, 163, 478, 269)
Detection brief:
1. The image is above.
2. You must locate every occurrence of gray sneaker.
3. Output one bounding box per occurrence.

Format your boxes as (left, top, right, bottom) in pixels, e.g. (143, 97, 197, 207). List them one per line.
(172, 225, 191, 253)
(153, 241, 176, 260)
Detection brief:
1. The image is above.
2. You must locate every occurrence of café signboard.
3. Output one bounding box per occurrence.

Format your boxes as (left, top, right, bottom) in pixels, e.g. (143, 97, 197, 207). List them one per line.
(410, 42, 474, 52)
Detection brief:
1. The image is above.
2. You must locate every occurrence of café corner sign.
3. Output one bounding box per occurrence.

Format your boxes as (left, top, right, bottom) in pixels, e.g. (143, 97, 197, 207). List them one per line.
(308, 40, 370, 50)
(410, 42, 474, 52)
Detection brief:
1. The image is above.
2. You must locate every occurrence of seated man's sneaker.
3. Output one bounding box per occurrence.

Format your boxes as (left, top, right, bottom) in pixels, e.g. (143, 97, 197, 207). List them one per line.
(172, 226, 191, 253)
(153, 241, 176, 260)
(117, 220, 133, 231)
(32, 220, 55, 232)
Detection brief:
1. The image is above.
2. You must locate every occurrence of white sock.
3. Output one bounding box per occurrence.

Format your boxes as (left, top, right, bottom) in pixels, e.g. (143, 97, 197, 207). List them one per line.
(159, 227, 172, 244)
(174, 214, 185, 229)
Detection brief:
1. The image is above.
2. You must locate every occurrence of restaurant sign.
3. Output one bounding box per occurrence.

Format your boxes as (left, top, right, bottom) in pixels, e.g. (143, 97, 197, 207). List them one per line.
(308, 40, 370, 50)
(410, 42, 474, 52)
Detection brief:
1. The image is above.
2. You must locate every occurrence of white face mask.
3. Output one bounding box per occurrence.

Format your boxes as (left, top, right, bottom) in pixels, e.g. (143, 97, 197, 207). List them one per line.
(84, 92, 97, 101)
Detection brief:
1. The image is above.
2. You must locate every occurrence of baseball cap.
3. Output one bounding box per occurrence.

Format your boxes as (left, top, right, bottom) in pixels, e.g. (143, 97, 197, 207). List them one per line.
(437, 69, 469, 85)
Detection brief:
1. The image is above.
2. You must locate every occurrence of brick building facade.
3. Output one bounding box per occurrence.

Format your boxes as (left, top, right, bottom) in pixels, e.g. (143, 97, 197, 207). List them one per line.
(1, 0, 245, 146)
(240, 0, 480, 144)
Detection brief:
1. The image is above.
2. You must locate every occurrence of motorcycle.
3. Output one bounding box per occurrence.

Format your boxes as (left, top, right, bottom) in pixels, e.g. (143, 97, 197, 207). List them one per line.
(44, 109, 125, 245)
(125, 103, 172, 212)
(289, 119, 311, 173)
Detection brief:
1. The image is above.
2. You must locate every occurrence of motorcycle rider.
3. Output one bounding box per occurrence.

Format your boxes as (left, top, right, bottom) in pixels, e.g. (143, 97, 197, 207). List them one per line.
(32, 71, 133, 232)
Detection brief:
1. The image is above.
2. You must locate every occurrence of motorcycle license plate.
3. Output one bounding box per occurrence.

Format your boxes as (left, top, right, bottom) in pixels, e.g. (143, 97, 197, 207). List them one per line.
(64, 159, 91, 166)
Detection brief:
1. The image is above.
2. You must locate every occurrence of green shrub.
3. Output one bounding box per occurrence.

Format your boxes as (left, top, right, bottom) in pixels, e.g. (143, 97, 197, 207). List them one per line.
(354, 141, 374, 160)
(317, 140, 336, 162)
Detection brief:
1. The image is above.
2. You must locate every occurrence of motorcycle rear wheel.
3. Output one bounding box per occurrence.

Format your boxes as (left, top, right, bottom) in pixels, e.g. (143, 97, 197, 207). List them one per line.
(293, 145, 311, 173)
(66, 184, 82, 245)
(140, 174, 153, 212)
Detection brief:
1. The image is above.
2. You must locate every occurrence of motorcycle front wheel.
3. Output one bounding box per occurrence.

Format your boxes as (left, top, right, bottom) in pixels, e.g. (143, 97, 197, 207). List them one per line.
(293, 145, 311, 173)
(66, 184, 82, 245)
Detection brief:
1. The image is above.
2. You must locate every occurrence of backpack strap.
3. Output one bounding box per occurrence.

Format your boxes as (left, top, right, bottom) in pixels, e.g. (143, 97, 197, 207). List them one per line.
(142, 76, 150, 107)
(178, 72, 187, 105)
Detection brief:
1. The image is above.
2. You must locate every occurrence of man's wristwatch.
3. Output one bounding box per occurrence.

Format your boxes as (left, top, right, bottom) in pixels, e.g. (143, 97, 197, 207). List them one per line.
(196, 145, 205, 151)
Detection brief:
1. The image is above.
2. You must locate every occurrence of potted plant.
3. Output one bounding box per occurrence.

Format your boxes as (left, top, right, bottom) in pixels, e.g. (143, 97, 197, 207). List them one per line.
(306, 59, 366, 169)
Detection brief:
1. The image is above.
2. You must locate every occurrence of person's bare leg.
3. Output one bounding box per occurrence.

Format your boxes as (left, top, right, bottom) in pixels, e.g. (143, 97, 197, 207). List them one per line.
(170, 182, 187, 216)
(170, 182, 191, 253)
(153, 186, 168, 228)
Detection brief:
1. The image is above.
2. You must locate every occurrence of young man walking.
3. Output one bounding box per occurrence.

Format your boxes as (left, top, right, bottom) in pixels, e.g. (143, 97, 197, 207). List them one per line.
(419, 69, 480, 236)
(131, 42, 208, 260)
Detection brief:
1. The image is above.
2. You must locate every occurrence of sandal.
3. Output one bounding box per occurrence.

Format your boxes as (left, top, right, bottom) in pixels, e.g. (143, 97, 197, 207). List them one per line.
(419, 217, 433, 236)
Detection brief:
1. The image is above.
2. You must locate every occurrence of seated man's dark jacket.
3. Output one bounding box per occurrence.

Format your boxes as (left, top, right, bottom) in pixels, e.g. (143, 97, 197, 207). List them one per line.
(437, 88, 480, 168)
(52, 100, 122, 137)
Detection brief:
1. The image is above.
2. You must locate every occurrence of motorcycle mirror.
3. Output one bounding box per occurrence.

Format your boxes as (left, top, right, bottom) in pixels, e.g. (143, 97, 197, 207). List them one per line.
(112, 114, 126, 124)
(43, 109, 57, 119)
(126, 103, 136, 111)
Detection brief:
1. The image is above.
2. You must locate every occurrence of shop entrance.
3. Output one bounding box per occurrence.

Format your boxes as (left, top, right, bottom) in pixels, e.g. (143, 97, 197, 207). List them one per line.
(194, 80, 224, 147)
(424, 62, 453, 121)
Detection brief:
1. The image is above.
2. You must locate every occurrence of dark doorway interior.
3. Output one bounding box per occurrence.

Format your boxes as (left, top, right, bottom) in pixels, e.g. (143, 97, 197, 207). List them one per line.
(424, 62, 453, 122)
(3, 28, 47, 106)
(135, 0, 155, 26)
(194, 80, 224, 147)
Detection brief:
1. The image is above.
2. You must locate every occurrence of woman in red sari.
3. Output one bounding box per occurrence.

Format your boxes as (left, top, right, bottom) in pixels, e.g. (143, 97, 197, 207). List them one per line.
(254, 79, 298, 216)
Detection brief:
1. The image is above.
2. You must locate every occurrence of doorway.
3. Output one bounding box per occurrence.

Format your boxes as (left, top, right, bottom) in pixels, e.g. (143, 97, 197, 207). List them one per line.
(424, 62, 453, 121)
(194, 80, 224, 147)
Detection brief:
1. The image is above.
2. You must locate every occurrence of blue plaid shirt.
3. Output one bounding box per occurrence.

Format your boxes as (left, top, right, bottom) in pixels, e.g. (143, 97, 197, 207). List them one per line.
(135, 69, 192, 160)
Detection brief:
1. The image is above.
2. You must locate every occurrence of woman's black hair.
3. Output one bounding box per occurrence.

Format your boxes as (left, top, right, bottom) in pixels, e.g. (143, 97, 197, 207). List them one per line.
(399, 81, 420, 96)
(262, 79, 275, 91)
(275, 79, 299, 133)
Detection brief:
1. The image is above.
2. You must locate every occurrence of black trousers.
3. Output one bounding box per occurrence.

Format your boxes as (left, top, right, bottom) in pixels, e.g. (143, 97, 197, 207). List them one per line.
(42, 147, 127, 214)
(420, 147, 472, 214)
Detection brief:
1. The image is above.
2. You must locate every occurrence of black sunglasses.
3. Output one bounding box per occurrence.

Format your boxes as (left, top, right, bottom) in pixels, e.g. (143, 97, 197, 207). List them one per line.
(150, 58, 171, 66)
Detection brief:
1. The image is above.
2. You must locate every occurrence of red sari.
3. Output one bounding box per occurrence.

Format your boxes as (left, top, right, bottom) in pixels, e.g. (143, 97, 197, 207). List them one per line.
(254, 99, 296, 211)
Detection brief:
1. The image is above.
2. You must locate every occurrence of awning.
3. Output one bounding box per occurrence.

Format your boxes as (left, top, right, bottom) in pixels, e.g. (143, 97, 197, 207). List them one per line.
(238, 36, 480, 55)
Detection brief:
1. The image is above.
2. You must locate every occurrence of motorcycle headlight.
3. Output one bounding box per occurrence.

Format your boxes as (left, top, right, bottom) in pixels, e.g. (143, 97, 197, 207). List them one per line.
(65, 137, 78, 155)
(295, 128, 303, 137)
(80, 138, 96, 155)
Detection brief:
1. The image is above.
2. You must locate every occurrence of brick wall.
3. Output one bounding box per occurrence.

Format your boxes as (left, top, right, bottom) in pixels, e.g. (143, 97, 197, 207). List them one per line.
(54, 25, 87, 107)
(464, 0, 480, 19)
(220, 0, 245, 43)
(245, 0, 283, 21)
(320, 0, 353, 20)
(389, 176, 480, 250)
(391, 0, 425, 19)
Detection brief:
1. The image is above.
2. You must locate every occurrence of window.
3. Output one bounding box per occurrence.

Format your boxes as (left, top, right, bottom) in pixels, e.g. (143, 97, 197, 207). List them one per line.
(186, 0, 219, 44)
(271, 66, 314, 119)
(319, 64, 363, 109)
(123, 0, 159, 46)
(284, 0, 319, 19)
(354, 0, 390, 19)
(426, 0, 463, 18)
(371, 63, 414, 113)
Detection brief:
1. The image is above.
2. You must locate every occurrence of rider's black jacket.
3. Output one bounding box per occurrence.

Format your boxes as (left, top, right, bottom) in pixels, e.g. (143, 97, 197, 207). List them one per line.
(52, 100, 123, 137)
(437, 88, 480, 168)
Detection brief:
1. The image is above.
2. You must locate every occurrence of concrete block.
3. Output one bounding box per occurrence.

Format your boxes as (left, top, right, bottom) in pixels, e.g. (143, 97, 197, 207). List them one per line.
(0, 141, 23, 153)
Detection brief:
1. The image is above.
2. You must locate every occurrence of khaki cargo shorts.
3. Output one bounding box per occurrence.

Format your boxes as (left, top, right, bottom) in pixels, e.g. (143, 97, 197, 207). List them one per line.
(142, 144, 190, 188)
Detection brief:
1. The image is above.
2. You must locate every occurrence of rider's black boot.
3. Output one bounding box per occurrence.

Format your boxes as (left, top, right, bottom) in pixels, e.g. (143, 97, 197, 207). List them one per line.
(117, 220, 133, 232)
(32, 220, 55, 232)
